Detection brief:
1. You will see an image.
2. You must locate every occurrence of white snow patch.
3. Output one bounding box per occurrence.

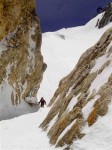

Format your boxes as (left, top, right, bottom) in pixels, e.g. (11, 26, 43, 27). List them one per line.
(25, 97, 38, 104)
(91, 41, 112, 74)
(0, 27, 21, 57)
(47, 114, 59, 132)
(66, 84, 75, 97)
(90, 54, 109, 73)
(57, 119, 76, 144)
(89, 62, 112, 95)
(0, 39, 7, 57)
(28, 26, 36, 69)
(67, 94, 79, 112)
(106, 41, 112, 53)
(0, 108, 63, 150)
(5, 63, 12, 77)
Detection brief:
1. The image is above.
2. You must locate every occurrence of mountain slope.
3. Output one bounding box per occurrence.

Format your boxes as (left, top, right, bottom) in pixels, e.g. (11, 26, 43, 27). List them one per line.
(0, 14, 112, 150)
(38, 14, 112, 101)
(40, 20, 112, 149)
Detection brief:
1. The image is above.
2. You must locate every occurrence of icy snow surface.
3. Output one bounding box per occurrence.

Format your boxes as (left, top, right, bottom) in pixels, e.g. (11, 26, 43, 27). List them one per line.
(0, 14, 112, 150)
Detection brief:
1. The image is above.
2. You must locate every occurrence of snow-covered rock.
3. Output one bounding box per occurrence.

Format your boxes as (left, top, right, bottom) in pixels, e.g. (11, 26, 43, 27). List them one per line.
(0, 0, 46, 120)
(96, 3, 112, 28)
(40, 18, 112, 149)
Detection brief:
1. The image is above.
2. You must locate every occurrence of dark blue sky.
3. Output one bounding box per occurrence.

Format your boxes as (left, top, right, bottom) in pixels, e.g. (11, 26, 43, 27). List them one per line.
(36, 0, 111, 32)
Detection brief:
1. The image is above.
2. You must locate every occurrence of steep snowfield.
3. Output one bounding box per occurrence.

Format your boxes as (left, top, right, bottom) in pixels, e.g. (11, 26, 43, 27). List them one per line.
(38, 14, 112, 101)
(0, 108, 62, 150)
(0, 14, 112, 150)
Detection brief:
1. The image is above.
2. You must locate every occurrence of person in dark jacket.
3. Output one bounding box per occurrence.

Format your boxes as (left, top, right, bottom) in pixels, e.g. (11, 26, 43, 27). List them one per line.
(39, 97, 46, 107)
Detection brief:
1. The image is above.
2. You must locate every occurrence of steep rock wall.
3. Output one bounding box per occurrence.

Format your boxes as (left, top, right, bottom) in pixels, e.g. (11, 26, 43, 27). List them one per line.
(40, 28, 112, 149)
(0, 0, 46, 120)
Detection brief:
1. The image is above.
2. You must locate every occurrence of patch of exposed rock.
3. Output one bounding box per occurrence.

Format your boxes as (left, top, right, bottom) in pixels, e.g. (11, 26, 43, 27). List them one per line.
(0, 0, 46, 120)
(96, 3, 112, 28)
(40, 28, 112, 148)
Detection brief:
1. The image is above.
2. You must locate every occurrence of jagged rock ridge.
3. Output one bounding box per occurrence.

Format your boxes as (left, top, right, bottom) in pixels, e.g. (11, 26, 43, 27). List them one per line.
(96, 3, 112, 28)
(0, 0, 46, 120)
(40, 28, 112, 149)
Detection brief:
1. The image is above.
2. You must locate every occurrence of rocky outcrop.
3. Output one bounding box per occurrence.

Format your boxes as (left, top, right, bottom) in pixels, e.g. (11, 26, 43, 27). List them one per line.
(40, 28, 112, 148)
(96, 3, 112, 28)
(0, 0, 46, 120)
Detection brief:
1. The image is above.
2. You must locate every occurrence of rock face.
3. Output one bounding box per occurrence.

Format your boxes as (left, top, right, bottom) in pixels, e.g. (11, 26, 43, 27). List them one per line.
(40, 28, 112, 148)
(0, 0, 46, 120)
(96, 3, 112, 28)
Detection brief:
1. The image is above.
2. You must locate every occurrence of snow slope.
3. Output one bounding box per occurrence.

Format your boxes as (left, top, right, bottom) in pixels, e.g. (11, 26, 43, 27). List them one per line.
(0, 14, 112, 150)
(37, 14, 112, 101)
(0, 108, 63, 150)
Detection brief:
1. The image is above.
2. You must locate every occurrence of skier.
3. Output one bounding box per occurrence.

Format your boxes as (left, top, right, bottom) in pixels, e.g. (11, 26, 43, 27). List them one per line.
(38, 97, 46, 107)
